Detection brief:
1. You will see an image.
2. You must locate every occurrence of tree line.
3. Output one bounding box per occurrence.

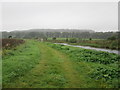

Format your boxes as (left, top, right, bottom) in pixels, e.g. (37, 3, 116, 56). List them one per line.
(2, 31, 119, 39)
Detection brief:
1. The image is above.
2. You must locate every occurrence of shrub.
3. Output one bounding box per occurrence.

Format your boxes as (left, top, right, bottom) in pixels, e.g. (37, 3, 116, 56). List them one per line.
(107, 36, 116, 40)
(69, 38, 77, 43)
(89, 38, 92, 40)
(66, 38, 68, 42)
(52, 37, 56, 40)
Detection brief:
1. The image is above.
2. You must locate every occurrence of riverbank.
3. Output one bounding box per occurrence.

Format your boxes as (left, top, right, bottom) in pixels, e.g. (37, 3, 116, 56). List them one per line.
(47, 38, 119, 50)
(54, 43, 120, 55)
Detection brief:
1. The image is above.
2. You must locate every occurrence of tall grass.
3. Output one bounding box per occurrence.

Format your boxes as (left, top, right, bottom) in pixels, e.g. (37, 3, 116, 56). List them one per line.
(3, 40, 41, 86)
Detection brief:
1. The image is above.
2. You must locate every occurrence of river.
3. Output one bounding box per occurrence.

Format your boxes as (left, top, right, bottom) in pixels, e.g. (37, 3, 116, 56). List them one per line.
(54, 43, 120, 55)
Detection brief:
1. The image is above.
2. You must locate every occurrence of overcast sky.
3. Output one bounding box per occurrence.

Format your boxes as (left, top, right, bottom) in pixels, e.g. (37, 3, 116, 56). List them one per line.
(1, 2, 118, 32)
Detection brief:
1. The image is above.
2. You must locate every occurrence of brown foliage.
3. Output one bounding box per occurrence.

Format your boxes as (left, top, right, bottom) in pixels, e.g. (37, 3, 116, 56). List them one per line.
(0, 39, 25, 49)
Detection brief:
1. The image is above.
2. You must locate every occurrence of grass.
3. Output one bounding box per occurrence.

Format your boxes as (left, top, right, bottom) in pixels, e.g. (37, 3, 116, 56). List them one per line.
(0, 54, 1, 89)
(3, 42, 81, 88)
(2, 40, 119, 88)
(47, 42, 119, 88)
(48, 38, 67, 40)
(3, 40, 41, 87)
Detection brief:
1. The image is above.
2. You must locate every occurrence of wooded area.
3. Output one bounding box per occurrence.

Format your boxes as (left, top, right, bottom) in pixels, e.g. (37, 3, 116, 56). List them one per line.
(2, 29, 119, 39)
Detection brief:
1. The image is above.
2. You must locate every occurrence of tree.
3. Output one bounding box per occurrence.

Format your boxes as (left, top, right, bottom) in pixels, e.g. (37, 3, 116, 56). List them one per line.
(8, 36, 12, 39)
(69, 38, 77, 43)
(66, 38, 68, 42)
(107, 36, 116, 40)
(89, 38, 92, 40)
(52, 37, 56, 40)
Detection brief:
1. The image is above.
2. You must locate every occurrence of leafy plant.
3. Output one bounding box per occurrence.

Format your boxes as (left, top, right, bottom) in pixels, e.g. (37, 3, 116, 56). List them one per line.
(47, 43, 119, 88)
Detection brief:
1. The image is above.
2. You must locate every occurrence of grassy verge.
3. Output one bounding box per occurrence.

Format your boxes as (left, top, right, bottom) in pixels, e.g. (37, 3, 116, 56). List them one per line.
(70, 40, 119, 50)
(46, 42, 119, 88)
(3, 40, 41, 87)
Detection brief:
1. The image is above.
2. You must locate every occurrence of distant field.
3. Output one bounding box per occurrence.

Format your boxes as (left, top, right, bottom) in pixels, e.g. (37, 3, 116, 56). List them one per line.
(2, 39, 119, 88)
(48, 38, 104, 40)
(48, 38, 66, 40)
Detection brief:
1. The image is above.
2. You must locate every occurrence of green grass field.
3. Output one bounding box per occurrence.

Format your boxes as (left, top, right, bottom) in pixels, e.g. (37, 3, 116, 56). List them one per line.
(2, 39, 119, 88)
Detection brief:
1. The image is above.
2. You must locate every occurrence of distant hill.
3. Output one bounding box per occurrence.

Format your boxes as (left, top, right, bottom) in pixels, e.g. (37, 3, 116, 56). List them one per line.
(12, 29, 95, 33)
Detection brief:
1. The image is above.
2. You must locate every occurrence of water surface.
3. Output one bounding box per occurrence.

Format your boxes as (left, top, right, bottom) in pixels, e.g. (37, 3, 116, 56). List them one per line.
(55, 43, 120, 55)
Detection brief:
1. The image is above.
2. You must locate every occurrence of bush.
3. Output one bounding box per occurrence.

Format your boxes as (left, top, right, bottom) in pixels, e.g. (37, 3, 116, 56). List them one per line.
(69, 38, 77, 43)
(89, 38, 92, 40)
(107, 36, 116, 40)
(66, 38, 68, 42)
(52, 37, 56, 40)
